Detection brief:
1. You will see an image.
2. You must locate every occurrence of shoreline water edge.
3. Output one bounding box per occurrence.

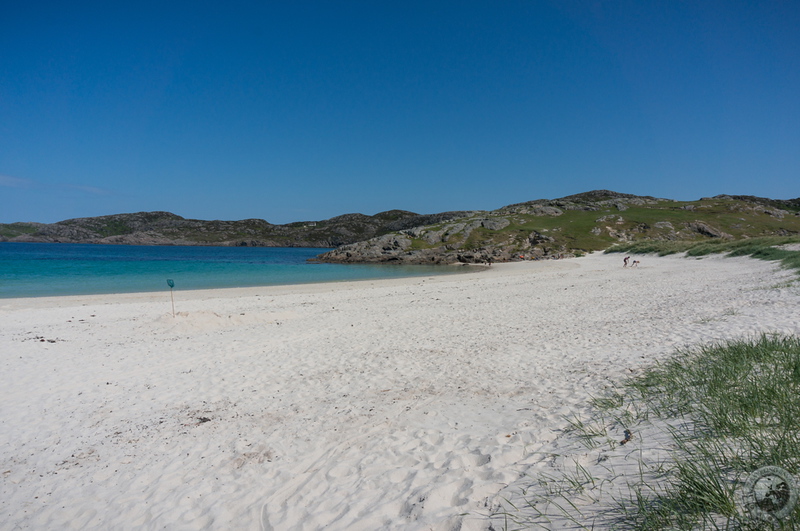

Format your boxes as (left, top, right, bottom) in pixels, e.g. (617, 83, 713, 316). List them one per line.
(0, 242, 474, 299)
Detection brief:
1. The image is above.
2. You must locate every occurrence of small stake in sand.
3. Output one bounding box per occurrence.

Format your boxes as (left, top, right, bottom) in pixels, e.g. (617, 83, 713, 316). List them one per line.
(167, 279, 175, 317)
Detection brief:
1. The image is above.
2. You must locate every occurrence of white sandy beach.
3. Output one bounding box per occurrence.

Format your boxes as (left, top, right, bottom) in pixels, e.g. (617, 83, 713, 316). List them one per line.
(1, 252, 799, 530)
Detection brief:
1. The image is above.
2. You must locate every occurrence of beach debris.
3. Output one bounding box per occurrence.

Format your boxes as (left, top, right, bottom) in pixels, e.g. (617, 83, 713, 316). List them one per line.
(619, 429, 633, 445)
(25, 335, 61, 343)
(197, 417, 211, 424)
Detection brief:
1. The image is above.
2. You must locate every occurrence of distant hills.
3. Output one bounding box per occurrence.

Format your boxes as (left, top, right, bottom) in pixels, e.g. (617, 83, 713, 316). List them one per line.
(2, 191, 799, 264)
(0, 209, 475, 248)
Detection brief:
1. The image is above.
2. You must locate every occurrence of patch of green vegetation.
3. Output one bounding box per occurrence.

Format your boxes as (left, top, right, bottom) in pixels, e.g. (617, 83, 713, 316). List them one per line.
(606, 236, 800, 276)
(461, 226, 493, 249)
(486, 210, 617, 252)
(618, 335, 800, 529)
(575, 198, 800, 246)
(408, 237, 439, 251)
(0, 223, 40, 239)
(93, 219, 133, 237)
(494, 335, 800, 529)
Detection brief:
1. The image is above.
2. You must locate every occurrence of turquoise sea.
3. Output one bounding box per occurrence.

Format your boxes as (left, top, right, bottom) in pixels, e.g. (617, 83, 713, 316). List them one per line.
(0, 243, 467, 298)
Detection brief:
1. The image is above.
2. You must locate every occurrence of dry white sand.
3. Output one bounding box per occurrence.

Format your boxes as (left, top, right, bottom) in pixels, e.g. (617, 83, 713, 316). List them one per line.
(1, 252, 799, 530)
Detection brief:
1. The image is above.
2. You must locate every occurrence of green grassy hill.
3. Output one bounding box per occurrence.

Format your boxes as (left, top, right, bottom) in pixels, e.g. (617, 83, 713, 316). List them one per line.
(315, 191, 800, 263)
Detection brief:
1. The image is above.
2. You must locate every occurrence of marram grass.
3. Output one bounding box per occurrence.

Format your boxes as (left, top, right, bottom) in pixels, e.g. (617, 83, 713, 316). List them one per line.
(606, 236, 800, 276)
(494, 335, 800, 530)
(617, 335, 800, 529)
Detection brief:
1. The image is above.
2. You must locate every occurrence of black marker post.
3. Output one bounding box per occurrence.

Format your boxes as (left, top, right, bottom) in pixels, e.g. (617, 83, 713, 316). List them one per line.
(167, 279, 175, 317)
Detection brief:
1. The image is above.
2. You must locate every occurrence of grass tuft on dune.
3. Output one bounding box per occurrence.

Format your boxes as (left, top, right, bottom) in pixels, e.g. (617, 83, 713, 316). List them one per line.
(496, 335, 800, 529)
(606, 236, 800, 278)
(619, 334, 800, 529)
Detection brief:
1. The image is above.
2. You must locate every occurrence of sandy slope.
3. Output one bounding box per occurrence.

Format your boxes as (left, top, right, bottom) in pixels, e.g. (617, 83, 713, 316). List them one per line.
(1, 252, 798, 530)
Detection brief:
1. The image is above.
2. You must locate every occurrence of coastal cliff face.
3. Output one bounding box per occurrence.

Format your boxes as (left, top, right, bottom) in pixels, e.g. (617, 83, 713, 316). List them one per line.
(2, 191, 799, 263)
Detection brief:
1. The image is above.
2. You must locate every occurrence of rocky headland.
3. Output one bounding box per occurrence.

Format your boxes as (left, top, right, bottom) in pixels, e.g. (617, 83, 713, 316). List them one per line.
(313, 191, 800, 264)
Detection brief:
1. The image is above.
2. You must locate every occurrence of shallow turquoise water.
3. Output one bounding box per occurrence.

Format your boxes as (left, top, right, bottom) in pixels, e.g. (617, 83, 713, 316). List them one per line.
(0, 243, 466, 298)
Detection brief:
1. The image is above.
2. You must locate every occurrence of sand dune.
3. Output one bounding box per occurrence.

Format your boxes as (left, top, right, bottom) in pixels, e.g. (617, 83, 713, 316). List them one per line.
(1, 252, 798, 530)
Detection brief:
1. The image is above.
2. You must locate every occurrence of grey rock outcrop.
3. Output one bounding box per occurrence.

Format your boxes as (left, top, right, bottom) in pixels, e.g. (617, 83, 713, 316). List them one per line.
(313, 234, 415, 263)
(481, 218, 510, 230)
(686, 221, 732, 239)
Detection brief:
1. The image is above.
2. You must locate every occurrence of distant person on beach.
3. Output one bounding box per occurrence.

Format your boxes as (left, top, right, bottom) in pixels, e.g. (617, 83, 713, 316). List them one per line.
(631, 260, 640, 268)
(623, 256, 630, 267)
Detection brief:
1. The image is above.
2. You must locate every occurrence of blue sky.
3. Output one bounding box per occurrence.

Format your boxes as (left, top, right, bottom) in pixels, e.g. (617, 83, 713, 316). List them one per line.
(1, 1, 798, 224)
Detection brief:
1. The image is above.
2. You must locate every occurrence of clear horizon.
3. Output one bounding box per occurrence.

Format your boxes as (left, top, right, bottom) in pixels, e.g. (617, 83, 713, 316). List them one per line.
(2, 1, 798, 224)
